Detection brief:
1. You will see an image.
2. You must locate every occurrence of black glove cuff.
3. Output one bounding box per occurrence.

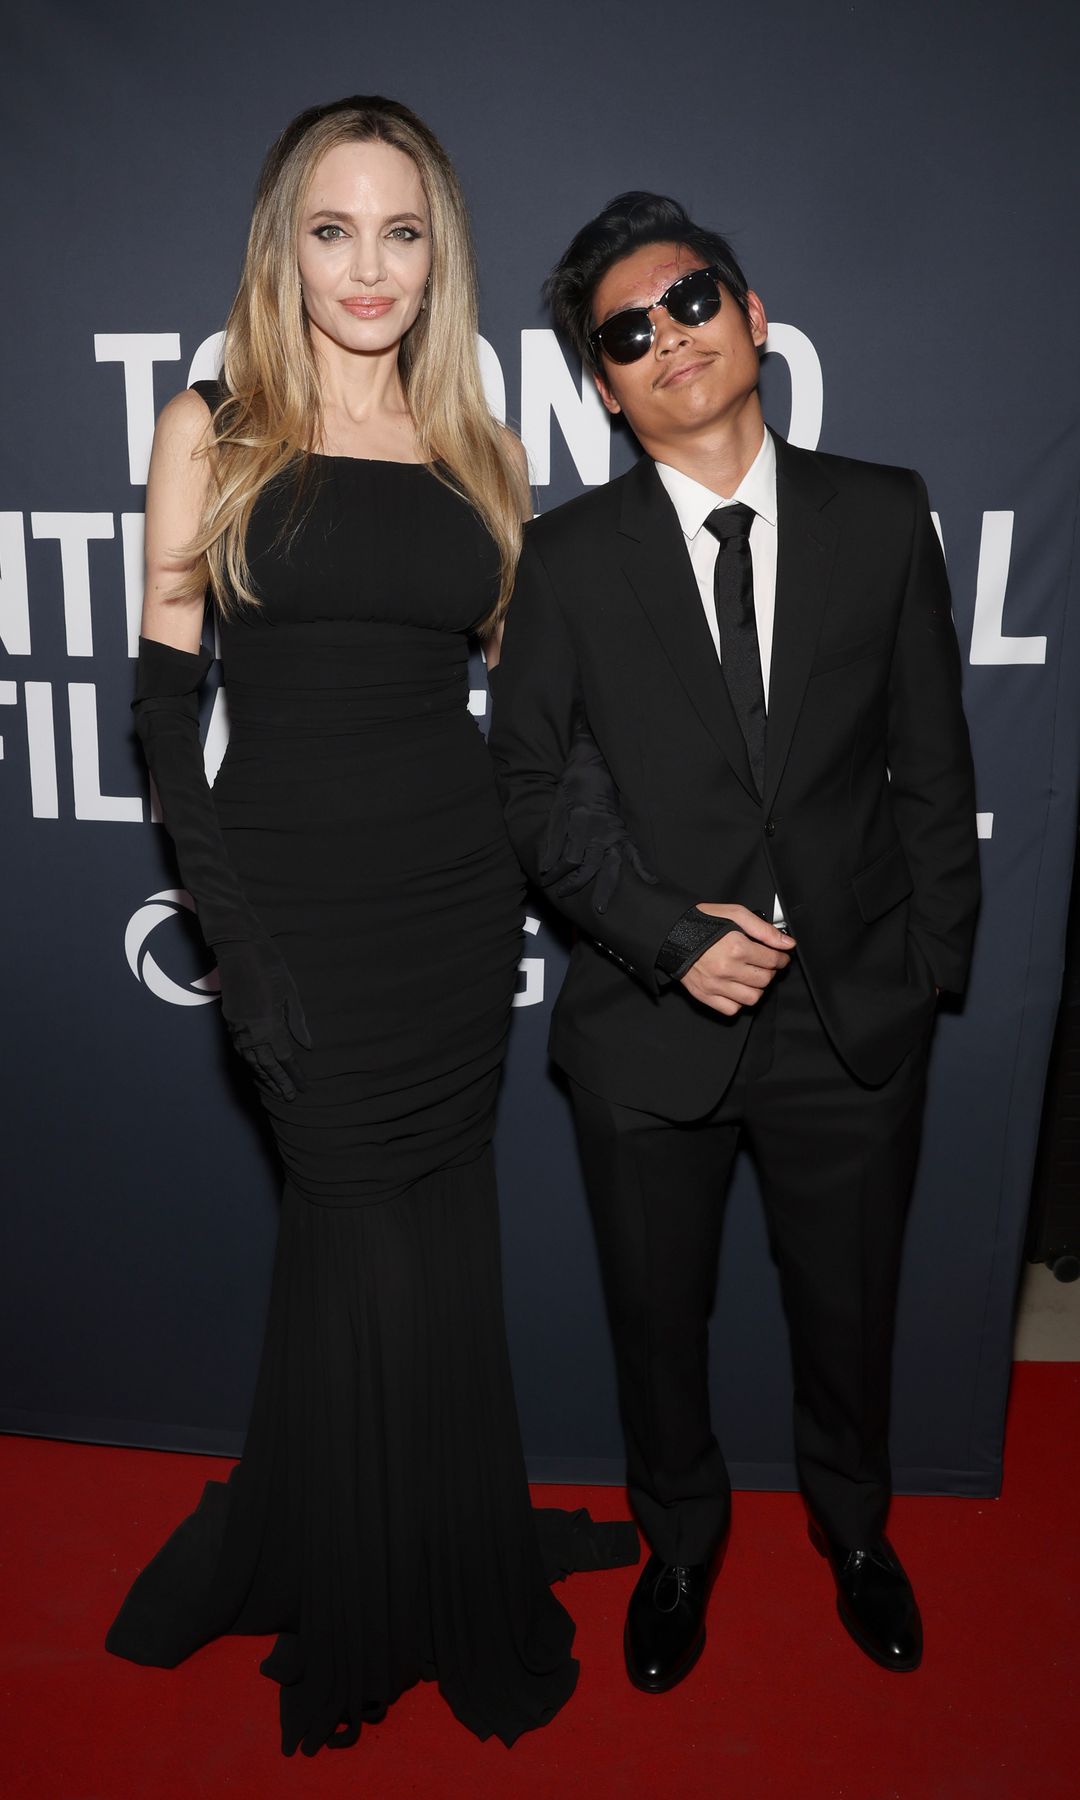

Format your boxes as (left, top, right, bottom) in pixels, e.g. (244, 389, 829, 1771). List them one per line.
(134, 635, 213, 704)
(656, 908, 742, 980)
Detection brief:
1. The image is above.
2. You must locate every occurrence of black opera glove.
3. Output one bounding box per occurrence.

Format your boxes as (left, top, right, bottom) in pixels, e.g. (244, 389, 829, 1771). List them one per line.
(133, 635, 311, 1103)
(539, 713, 658, 915)
(212, 940, 311, 1103)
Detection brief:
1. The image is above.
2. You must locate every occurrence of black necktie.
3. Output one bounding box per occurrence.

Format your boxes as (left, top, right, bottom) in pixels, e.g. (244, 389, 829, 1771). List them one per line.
(704, 503, 766, 796)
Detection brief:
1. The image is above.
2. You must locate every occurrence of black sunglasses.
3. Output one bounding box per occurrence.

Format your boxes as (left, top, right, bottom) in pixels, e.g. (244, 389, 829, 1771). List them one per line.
(588, 264, 723, 366)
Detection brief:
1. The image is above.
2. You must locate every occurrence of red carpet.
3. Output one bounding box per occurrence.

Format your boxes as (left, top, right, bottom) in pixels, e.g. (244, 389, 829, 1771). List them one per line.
(3, 1362, 1078, 1800)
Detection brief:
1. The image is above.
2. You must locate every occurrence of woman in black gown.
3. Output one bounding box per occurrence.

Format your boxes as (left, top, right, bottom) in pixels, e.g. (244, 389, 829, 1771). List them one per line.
(106, 94, 634, 1757)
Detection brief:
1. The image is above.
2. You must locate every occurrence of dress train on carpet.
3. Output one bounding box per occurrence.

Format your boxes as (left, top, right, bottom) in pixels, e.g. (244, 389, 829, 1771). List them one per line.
(106, 1153, 638, 1754)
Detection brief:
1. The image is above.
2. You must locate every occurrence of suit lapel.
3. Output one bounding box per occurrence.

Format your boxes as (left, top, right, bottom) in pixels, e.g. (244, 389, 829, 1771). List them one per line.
(617, 458, 758, 800)
(764, 438, 839, 809)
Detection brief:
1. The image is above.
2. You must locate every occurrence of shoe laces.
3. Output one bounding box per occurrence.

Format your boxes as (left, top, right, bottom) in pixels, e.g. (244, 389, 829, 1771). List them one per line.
(654, 1565, 695, 1611)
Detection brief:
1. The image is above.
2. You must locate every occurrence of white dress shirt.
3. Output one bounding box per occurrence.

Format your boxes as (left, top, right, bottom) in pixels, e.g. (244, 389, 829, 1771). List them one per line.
(655, 429, 785, 924)
(655, 426, 778, 697)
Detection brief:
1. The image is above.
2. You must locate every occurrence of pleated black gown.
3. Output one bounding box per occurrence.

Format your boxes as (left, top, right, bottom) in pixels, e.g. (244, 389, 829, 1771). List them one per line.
(106, 424, 636, 1754)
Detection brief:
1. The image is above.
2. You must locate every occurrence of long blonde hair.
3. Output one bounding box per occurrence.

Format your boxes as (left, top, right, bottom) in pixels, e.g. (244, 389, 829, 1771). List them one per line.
(193, 96, 528, 633)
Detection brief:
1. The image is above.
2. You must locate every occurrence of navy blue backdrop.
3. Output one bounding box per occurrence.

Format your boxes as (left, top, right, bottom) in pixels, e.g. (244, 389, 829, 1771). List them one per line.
(2, 0, 1079, 1494)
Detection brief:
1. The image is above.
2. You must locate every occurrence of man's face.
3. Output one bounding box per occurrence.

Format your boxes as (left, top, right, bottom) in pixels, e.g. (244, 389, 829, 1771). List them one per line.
(590, 241, 767, 445)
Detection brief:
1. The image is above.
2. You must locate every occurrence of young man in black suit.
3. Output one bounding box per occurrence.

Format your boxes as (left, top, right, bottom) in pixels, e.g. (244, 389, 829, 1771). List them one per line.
(489, 194, 980, 1693)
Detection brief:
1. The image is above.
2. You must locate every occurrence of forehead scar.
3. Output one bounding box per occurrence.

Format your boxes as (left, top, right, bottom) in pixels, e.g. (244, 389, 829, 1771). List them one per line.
(610, 252, 693, 312)
(647, 255, 681, 285)
(598, 248, 699, 322)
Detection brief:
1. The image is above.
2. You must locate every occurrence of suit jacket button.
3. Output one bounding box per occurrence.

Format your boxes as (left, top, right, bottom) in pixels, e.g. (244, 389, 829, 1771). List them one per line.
(765, 818, 776, 838)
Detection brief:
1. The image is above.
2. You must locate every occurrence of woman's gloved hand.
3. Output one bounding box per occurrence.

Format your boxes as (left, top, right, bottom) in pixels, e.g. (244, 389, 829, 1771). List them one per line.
(539, 713, 657, 914)
(133, 634, 311, 1102)
(213, 939, 312, 1101)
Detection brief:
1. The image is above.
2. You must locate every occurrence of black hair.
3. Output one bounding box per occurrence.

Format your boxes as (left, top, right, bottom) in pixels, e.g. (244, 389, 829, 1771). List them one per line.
(544, 191, 750, 372)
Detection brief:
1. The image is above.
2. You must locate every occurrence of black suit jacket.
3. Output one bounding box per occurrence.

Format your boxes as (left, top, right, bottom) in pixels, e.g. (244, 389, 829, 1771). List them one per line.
(490, 436, 980, 1117)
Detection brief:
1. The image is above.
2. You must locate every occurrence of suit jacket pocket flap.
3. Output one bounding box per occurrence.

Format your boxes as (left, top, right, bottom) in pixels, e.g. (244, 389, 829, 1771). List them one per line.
(852, 841, 913, 922)
(810, 630, 890, 678)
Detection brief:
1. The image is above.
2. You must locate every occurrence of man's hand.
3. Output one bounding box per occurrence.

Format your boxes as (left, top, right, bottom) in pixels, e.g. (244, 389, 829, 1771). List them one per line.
(680, 906, 795, 1015)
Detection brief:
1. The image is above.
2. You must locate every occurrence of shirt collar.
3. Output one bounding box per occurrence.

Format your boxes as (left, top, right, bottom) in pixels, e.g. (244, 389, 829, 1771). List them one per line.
(655, 428, 778, 540)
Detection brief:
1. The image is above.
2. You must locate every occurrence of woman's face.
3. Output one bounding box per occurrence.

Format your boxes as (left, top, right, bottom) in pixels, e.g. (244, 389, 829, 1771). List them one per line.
(297, 140, 432, 358)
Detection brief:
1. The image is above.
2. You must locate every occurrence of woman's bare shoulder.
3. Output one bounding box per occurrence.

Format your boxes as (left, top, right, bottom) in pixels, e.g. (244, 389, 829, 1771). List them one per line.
(154, 386, 217, 458)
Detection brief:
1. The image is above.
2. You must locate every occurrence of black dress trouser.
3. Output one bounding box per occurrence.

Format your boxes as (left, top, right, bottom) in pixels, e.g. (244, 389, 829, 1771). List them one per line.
(569, 957, 934, 1567)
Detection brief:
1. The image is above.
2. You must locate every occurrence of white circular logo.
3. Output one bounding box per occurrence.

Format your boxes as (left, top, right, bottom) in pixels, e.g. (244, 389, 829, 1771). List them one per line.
(125, 888, 220, 1007)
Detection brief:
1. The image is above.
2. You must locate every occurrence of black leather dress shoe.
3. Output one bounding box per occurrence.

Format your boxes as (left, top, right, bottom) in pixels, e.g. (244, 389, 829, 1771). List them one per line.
(624, 1552, 713, 1692)
(811, 1524, 923, 1671)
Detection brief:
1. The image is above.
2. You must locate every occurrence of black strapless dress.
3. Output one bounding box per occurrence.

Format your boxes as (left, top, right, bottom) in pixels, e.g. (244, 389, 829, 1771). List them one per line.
(105, 445, 636, 1753)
